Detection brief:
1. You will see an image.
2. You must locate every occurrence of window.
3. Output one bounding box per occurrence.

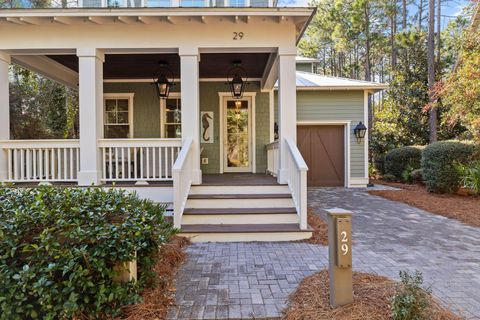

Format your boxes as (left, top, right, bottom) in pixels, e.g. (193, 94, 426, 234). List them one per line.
(161, 95, 181, 138)
(180, 0, 206, 6)
(228, 0, 246, 6)
(104, 94, 133, 139)
(147, 0, 171, 6)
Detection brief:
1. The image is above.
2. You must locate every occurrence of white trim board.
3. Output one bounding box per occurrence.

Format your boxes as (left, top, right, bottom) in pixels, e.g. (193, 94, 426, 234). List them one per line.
(363, 90, 369, 180)
(103, 78, 263, 83)
(218, 92, 257, 174)
(297, 120, 351, 188)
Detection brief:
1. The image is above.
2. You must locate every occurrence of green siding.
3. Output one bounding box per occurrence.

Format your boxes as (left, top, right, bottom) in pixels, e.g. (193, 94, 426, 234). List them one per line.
(274, 90, 366, 178)
(104, 82, 163, 138)
(104, 81, 270, 174)
(199, 82, 269, 174)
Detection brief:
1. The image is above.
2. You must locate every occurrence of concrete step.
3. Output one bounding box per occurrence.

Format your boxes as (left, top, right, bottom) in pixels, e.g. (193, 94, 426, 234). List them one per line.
(179, 223, 313, 242)
(189, 184, 290, 195)
(182, 207, 299, 225)
(185, 196, 295, 208)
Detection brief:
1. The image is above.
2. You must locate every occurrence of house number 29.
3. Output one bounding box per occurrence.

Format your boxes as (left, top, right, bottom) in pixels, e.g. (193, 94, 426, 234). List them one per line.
(340, 231, 349, 255)
(233, 32, 244, 40)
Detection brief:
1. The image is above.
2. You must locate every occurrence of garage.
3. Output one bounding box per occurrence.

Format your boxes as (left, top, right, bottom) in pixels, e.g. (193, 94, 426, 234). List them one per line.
(297, 125, 345, 186)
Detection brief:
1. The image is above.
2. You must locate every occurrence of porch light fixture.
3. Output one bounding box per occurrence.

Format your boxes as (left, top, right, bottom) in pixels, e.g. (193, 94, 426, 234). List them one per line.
(153, 61, 174, 99)
(227, 61, 248, 99)
(354, 122, 367, 143)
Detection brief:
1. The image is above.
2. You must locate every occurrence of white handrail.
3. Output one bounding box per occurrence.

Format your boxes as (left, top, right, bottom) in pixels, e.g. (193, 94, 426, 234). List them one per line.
(98, 138, 182, 182)
(285, 138, 308, 230)
(0, 139, 80, 183)
(266, 140, 279, 177)
(172, 138, 194, 229)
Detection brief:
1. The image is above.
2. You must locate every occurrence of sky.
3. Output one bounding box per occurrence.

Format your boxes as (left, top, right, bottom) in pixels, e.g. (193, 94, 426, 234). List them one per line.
(277, 0, 472, 28)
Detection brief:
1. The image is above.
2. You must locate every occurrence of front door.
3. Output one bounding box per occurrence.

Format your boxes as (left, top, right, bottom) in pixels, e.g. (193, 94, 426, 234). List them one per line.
(223, 97, 252, 172)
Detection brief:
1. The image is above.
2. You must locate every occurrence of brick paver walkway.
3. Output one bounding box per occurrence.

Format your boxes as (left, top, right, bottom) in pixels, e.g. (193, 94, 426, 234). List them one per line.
(169, 188, 480, 319)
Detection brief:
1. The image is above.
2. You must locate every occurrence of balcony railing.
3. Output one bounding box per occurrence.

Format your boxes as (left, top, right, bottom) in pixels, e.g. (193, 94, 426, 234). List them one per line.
(1, 0, 271, 8)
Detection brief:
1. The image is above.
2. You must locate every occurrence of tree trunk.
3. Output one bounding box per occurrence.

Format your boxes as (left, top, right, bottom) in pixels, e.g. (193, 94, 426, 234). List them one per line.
(365, 6, 371, 81)
(364, 2, 372, 130)
(391, 0, 397, 69)
(419, 0, 424, 29)
(427, 0, 438, 143)
(436, 0, 441, 69)
(402, 0, 407, 30)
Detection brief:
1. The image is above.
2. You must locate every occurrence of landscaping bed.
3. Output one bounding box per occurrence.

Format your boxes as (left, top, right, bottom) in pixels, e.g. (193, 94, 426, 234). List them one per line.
(303, 208, 328, 245)
(369, 181, 480, 228)
(121, 236, 190, 320)
(0, 187, 177, 319)
(282, 270, 460, 320)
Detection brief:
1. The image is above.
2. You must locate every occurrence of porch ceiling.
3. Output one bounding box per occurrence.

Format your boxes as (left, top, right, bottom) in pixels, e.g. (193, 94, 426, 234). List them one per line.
(47, 52, 271, 80)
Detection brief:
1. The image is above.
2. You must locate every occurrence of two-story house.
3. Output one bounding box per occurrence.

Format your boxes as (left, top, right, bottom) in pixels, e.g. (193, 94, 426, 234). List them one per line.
(0, 1, 385, 242)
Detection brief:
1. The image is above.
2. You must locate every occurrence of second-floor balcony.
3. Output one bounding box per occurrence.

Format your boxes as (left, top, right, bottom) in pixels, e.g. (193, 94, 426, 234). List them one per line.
(1, 0, 276, 9)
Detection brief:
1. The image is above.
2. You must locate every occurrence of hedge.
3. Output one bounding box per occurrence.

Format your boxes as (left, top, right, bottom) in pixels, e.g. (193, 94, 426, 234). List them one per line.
(384, 146, 423, 181)
(421, 141, 475, 193)
(0, 187, 176, 320)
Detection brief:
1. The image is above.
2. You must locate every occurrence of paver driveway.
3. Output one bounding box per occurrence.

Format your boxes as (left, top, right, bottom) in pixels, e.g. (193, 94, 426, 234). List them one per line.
(169, 187, 480, 320)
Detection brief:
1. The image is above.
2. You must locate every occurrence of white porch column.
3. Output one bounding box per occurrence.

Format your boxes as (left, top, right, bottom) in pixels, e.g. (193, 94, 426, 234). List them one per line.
(179, 47, 202, 184)
(0, 53, 10, 183)
(77, 49, 104, 186)
(277, 49, 297, 184)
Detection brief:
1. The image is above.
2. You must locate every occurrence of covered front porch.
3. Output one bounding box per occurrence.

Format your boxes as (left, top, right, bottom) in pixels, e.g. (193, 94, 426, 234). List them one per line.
(0, 8, 311, 239)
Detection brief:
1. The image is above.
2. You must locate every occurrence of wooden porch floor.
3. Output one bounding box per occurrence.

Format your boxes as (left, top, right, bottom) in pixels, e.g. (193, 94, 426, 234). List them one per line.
(3, 174, 279, 188)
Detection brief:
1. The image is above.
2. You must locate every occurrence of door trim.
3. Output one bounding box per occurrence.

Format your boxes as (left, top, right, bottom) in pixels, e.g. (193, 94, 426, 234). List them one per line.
(297, 120, 350, 187)
(218, 92, 256, 174)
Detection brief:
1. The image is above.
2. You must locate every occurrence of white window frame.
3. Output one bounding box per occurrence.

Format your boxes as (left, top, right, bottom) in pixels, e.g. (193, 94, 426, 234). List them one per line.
(160, 92, 182, 138)
(103, 93, 135, 139)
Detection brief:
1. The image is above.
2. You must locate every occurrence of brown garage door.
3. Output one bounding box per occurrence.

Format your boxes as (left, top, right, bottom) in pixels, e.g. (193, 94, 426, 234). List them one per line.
(297, 125, 345, 186)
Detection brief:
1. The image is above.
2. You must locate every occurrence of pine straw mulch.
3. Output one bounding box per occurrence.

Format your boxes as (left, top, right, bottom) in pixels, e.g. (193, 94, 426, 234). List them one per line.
(282, 270, 461, 320)
(303, 208, 328, 245)
(368, 180, 480, 228)
(120, 236, 190, 320)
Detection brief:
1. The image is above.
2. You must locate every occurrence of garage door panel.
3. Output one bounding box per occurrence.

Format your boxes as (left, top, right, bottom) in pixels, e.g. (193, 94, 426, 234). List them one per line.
(297, 125, 345, 187)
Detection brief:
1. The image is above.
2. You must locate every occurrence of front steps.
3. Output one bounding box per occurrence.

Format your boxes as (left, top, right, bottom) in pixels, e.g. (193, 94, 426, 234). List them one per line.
(179, 184, 312, 242)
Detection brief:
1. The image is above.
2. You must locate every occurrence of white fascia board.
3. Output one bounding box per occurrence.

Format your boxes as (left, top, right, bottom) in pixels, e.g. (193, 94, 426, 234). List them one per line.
(12, 55, 78, 89)
(0, 7, 315, 18)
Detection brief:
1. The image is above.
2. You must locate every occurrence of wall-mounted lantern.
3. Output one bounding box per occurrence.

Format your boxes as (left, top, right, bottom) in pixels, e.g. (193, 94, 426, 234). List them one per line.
(153, 61, 174, 99)
(354, 122, 367, 143)
(227, 61, 247, 99)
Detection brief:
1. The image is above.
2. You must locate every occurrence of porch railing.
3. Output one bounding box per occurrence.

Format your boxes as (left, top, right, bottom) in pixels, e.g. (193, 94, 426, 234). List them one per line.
(172, 138, 194, 229)
(1, 139, 80, 183)
(266, 140, 279, 176)
(285, 138, 308, 230)
(98, 138, 182, 182)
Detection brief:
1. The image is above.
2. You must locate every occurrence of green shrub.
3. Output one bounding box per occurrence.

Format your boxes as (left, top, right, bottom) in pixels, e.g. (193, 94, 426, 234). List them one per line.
(456, 161, 480, 195)
(382, 173, 397, 182)
(410, 169, 423, 184)
(391, 270, 431, 320)
(421, 141, 475, 193)
(0, 187, 176, 320)
(385, 146, 423, 181)
(374, 155, 386, 175)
